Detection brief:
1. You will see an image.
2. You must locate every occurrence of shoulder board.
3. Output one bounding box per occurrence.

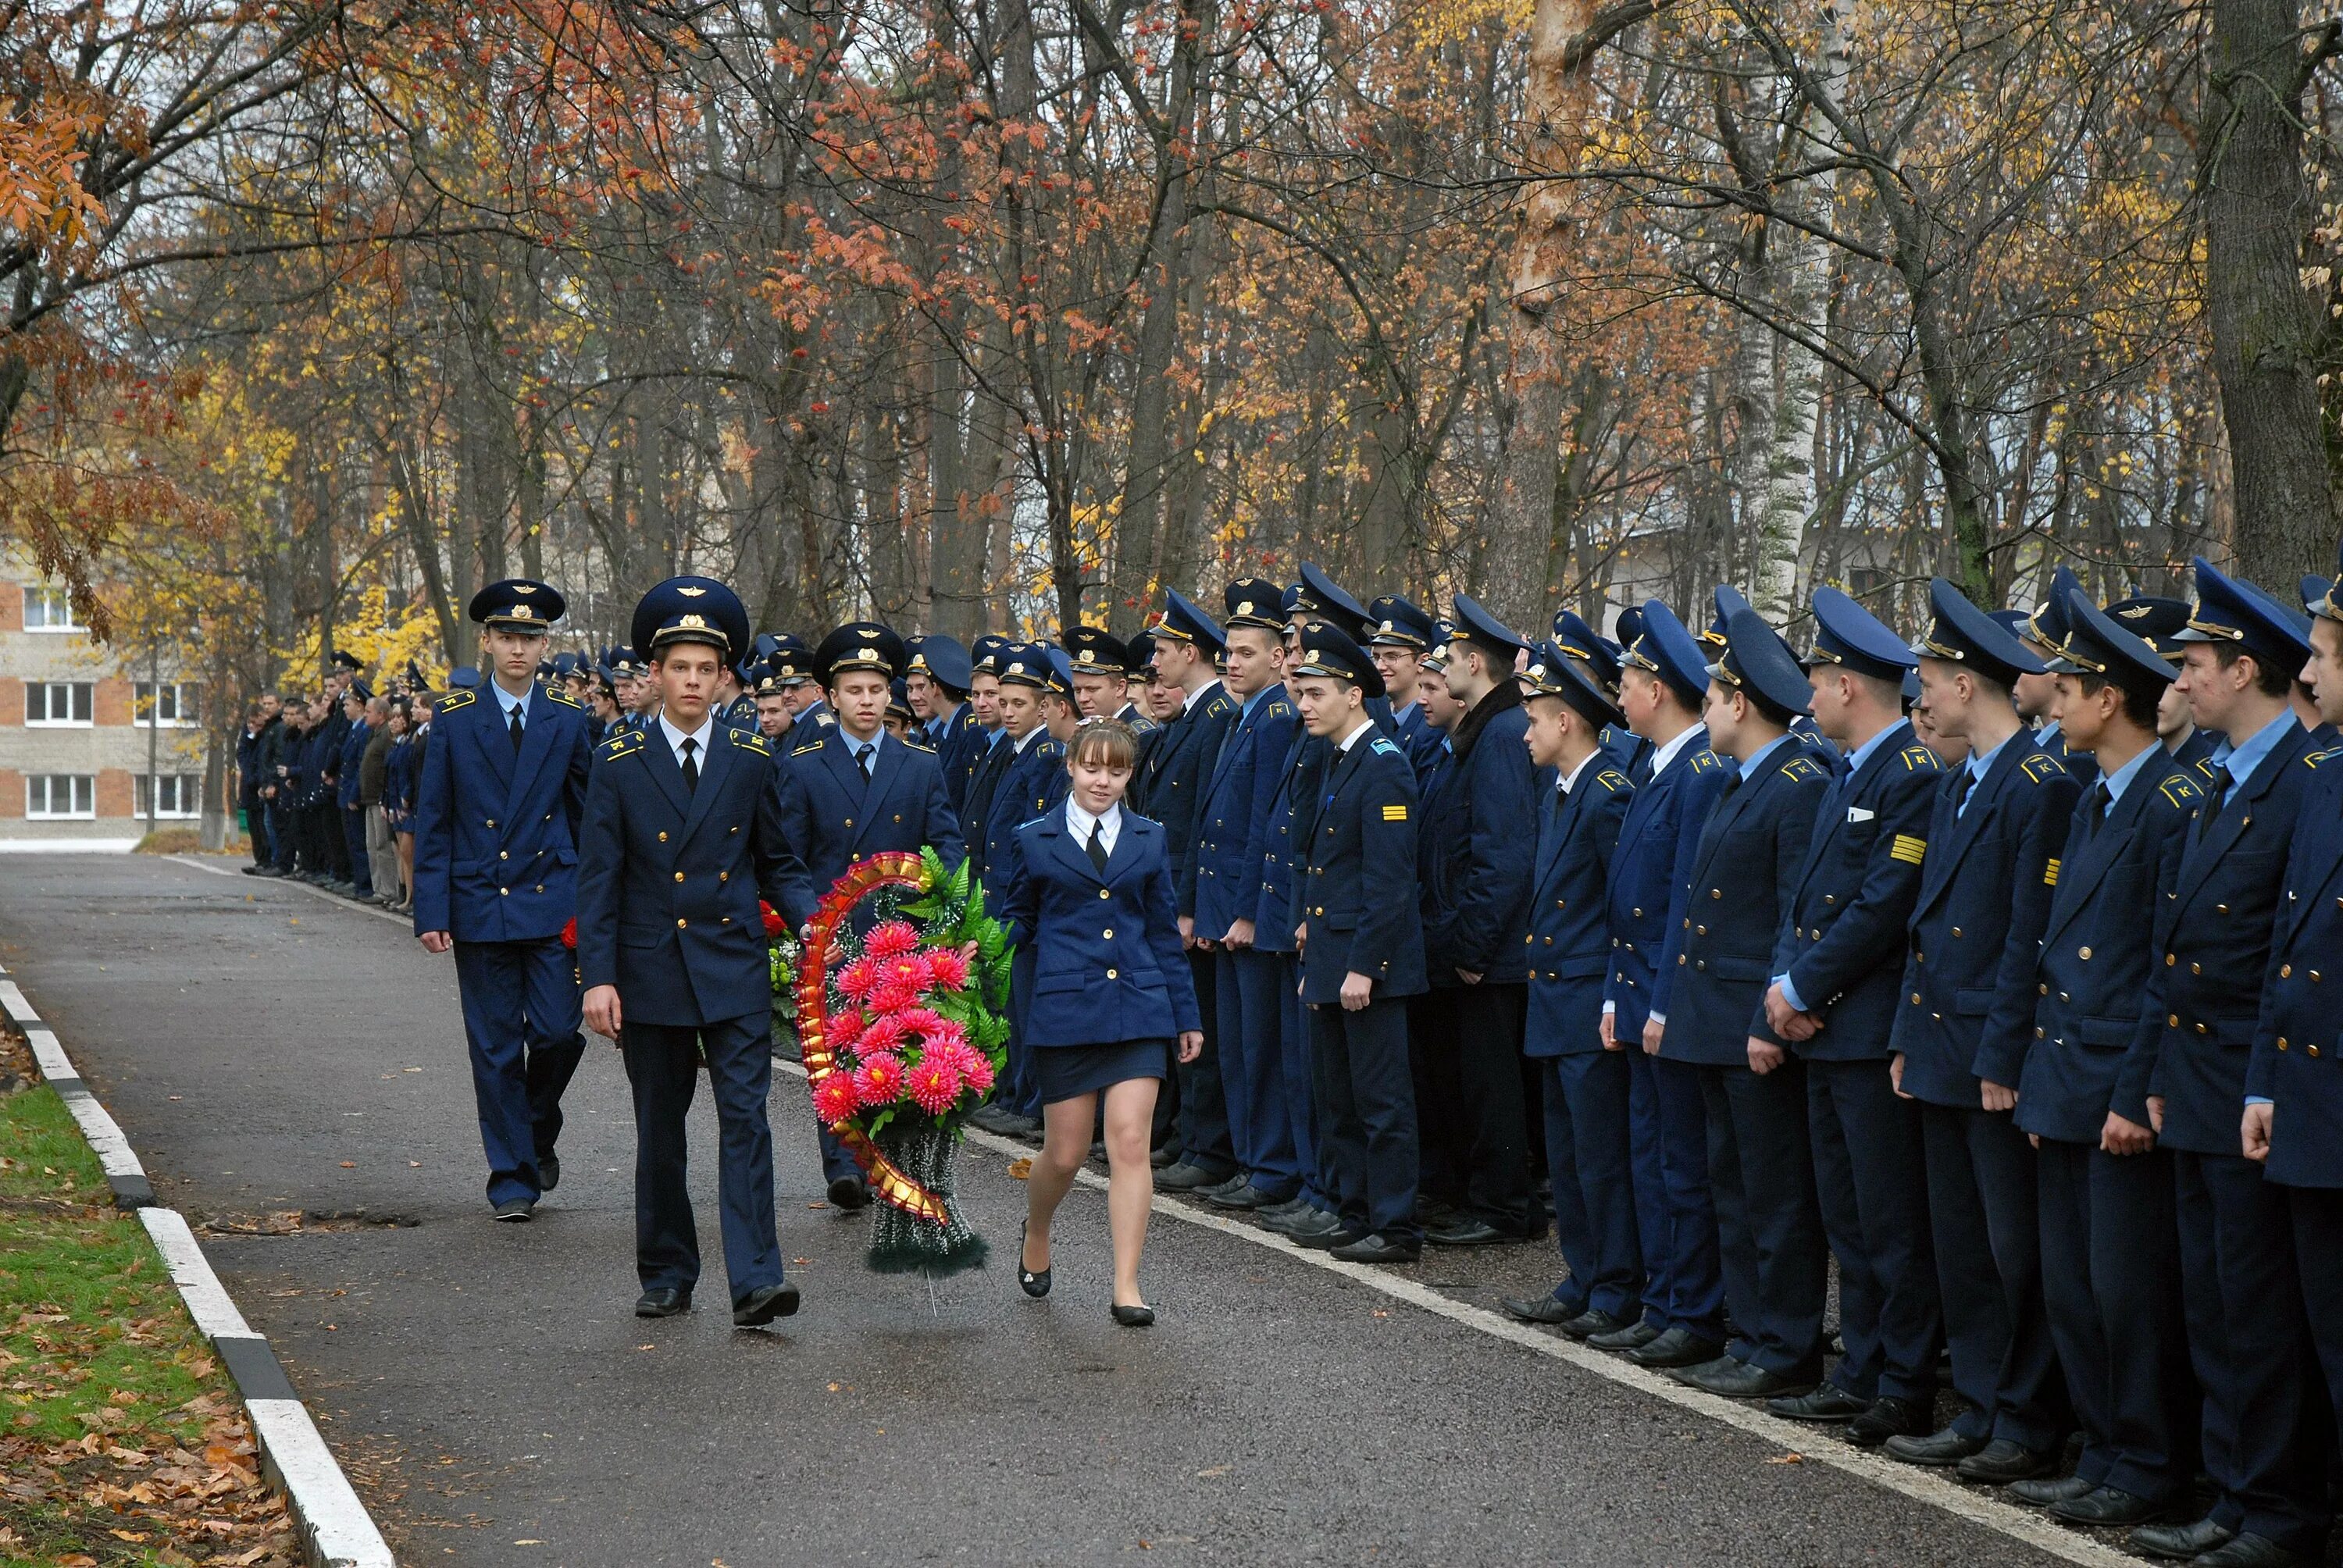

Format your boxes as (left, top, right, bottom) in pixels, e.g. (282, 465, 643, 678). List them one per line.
(597, 731, 643, 761)
(1780, 754, 1827, 781)
(1595, 768, 1632, 793)
(1205, 694, 1233, 716)
(1371, 736, 1404, 757)
(1130, 715, 1160, 733)
(437, 688, 477, 712)
(2020, 753, 2065, 784)
(541, 684, 583, 709)
(1266, 698, 1292, 718)
(815, 711, 836, 727)
(2193, 757, 2219, 785)
(790, 739, 825, 757)
(2306, 746, 2342, 769)
(1040, 738, 1065, 757)
(2156, 775, 2201, 808)
(1689, 750, 1722, 773)
(1016, 814, 1053, 832)
(1899, 745, 1941, 772)
(728, 727, 769, 755)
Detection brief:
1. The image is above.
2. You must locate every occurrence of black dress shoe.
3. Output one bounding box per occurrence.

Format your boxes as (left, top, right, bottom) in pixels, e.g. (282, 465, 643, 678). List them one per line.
(1588, 1319, 1662, 1352)
(1263, 1206, 1343, 1240)
(1155, 1161, 1228, 1192)
(997, 1112, 1043, 1138)
(1016, 1221, 1050, 1298)
(1499, 1293, 1584, 1327)
(2049, 1486, 2167, 1527)
(492, 1198, 535, 1223)
(1956, 1438, 2061, 1484)
(2131, 1519, 2234, 1560)
(1149, 1145, 1175, 1168)
(1258, 1196, 1309, 1221)
(537, 1153, 561, 1192)
(968, 1103, 1018, 1134)
(1628, 1325, 1725, 1369)
(732, 1281, 801, 1327)
(1560, 1307, 1631, 1342)
(634, 1287, 690, 1317)
(1885, 1425, 1988, 1466)
(1110, 1303, 1156, 1327)
(2007, 1474, 2096, 1506)
(1675, 1360, 1815, 1399)
(1424, 1217, 1509, 1247)
(2191, 1533, 2303, 1567)
(1294, 1226, 1367, 1252)
(1845, 1396, 1932, 1448)
(826, 1176, 871, 1211)
(1767, 1383, 1871, 1422)
(1204, 1181, 1283, 1210)
(1329, 1234, 1421, 1264)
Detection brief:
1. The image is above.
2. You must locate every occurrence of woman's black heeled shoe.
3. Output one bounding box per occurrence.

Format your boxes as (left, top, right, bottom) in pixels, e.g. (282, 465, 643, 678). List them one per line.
(1018, 1221, 1051, 1298)
(1110, 1303, 1155, 1327)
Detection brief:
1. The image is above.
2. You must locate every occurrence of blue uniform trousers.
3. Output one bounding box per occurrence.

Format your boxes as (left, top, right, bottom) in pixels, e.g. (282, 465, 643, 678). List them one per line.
(622, 1013, 786, 1306)
(2289, 1187, 2343, 1495)
(268, 800, 298, 871)
(342, 806, 373, 896)
(1308, 996, 1419, 1245)
(1699, 1060, 1828, 1376)
(1216, 947, 1301, 1199)
(1537, 1050, 1642, 1318)
(1806, 1058, 1939, 1402)
(450, 938, 584, 1206)
(1175, 947, 1236, 1178)
(1624, 1049, 1671, 1329)
(1920, 1102, 2065, 1448)
(1647, 1054, 1726, 1342)
(2035, 1139, 2195, 1502)
(1278, 953, 1332, 1210)
(2174, 1150, 2328, 1553)
(1407, 994, 1467, 1209)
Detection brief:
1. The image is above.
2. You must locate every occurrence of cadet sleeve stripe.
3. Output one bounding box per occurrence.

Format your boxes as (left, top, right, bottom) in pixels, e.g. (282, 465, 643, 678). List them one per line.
(2043, 857, 2060, 887)
(1381, 804, 1408, 821)
(1889, 834, 1927, 865)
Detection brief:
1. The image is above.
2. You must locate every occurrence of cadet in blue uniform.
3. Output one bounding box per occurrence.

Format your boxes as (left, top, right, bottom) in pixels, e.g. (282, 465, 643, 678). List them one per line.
(1761, 589, 1943, 1444)
(2009, 590, 2202, 1525)
(1593, 602, 1731, 1369)
(335, 683, 376, 899)
(2244, 561, 2343, 1568)
(1885, 580, 2078, 1481)
(1412, 595, 1541, 1245)
(1114, 629, 1163, 740)
(775, 622, 965, 1208)
(1139, 594, 1240, 1191)
(1657, 608, 1832, 1399)
(2013, 565, 2100, 790)
(1286, 621, 1428, 1263)
(975, 645, 1074, 1130)
(1553, 608, 1649, 778)
(410, 580, 596, 1221)
(1366, 595, 1442, 773)
(576, 578, 812, 1327)
(908, 635, 985, 815)
(1500, 646, 1639, 1335)
(1189, 582, 1303, 1211)
(2127, 561, 2326, 1568)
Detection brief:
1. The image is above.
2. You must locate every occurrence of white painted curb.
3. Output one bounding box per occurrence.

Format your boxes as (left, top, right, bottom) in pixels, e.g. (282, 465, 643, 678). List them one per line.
(2, 962, 396, 1568)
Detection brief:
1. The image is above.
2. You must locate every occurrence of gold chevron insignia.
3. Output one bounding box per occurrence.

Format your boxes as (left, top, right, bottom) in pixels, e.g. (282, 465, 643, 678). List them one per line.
(1890, 834, 1927, 865)
(1381, 804, 1408, 821)
(2044, 857, 2061, 886)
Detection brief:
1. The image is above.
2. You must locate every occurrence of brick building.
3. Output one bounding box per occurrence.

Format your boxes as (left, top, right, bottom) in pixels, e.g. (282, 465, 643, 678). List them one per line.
(0, 554, 207, 850)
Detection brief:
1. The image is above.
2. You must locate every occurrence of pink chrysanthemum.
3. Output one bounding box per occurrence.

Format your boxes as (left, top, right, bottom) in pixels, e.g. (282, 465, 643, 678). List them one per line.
(960, 1049, 997, 1095)
(926, 1035, 980, 1079)
(811, 1072, 861, 1124)
(827, 1008, 865, 1050)
(878, 951, 934, 992)
(865, 921, 922, 960)
(869, 978, 920, 1015)
(907, 1057, 964, 1115)
(854, 1053, 906, 1107)
(858, 1013, 908, 1055)
(893, 1007, 946, 1042)
(837, 957, 878, 1001)
(923, 946, 970, 990)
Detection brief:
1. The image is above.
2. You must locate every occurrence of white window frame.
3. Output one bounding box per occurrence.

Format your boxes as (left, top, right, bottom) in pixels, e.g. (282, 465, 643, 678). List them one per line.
(25, 682, 95, 727)
(26, 775, 95, 819)
(136, 773, 201, 819)
(134, 680, 196, 727)
(23, 584, 81, 633)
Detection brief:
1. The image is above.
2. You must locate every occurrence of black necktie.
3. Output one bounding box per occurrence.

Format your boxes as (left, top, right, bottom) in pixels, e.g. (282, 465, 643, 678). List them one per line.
(1955, 768, 1978, 814)
(2199, 764, 2234, 836)
(857, 743, 874, 782)
(2074, 781, 2108, 843)
(1087, 820, 1109, 873)
(679, 737, 699, 794)
(508, 705, 525, 753)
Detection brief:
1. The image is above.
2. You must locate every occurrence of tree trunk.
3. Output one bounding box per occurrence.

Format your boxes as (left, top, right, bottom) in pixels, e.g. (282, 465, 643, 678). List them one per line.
(2202, 0, 2338, 579)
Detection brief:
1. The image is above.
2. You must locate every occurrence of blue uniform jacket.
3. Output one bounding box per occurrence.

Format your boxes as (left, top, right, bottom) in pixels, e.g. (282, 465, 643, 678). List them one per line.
(335, 719, 372, 810)
(1000, 807, 1202, 1046)
(1604, 732, 1728, 1034)
(2246, 750, 2343, 1186)
(776, 725, 964, 897)
(980, 733, 1068, 905)
(1659, 741, 1831, 1064)
(1137, 682, 1236, 918)
(2041, 722, 2099, 791)
(1523, 763, 1633, 1057)
(409, 683, 594, 942)
(2145, 723, 2319, 1155)
(1772, 723, 1941, 1059)
(1297, 730, 1427, 1004)
(1256, 722, 1313, 955)
(2017, 754, 2201, 1142)
(383, 736, 417, 818)
(1418, 683, 1538, 985)
(1191, 688, 1298, 940)
(1888, 742, 2077, 1107)
(1599, 724, 1649, 778)
(575, 722, 813, 1027)
(934, 701, 987, 817)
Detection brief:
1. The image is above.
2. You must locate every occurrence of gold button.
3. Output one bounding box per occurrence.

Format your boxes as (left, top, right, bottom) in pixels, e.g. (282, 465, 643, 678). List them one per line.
(676, 918, 687, 928)
(1106, 968, 1118, 979)
(1557, 900, 1566, 910)
(1543, 935, 1554, 945)
(2168, 1014, 2179, 1027)
(1824, 895, 1835, 905)
(2078, 946, 2092, 960)
(1952, 927, 1962, 938)
(2281, 964, 2293, 978)
(536, 885, 544, 893)
(1099, 889, 1111, 899)
(1314, 907, 1325, 917)
(1103, 929, 1114, 939)
(2313, 971, 2325, 983)
(1710, 889, 1721, 900)
(1525, 934, 1535, 945)
(659, 831, 669, 842)
(2165, 953, 2175, 967)
(500, 887, 508, 896)
(1632, 908, 1644, 918)
(2039, 983, 2049, 995)
(1913, 992, 1923, 1005)
(843, 818, 854, 828)
(2035, 1027, 2045, 1039)
(1696, 925, 1707, 936)
(1696, 959, 1706, 971)
(2191, 963, 2202, 975)
(2278, 1038, 2291, 1051)
(1679, 956, 1687, 966)
(720, 871, 729, 882)
(2311, 1044, 2324, 1059)
(499, 850, 509, 861)
(487, 819, 496, 827)
(722, 917, 732, 924)
(674, 871, 686, 882)
(2195, 1023, 2209, 1035)
(2216, 903, 2229, 914)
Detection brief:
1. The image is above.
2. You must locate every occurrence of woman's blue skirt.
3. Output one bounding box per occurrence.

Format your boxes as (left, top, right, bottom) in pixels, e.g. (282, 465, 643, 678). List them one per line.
(1033, 1037, 1168, 1106)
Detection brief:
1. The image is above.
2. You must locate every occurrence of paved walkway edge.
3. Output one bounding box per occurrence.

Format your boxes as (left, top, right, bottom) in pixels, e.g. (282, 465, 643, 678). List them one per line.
(2, 960, 397, 1568)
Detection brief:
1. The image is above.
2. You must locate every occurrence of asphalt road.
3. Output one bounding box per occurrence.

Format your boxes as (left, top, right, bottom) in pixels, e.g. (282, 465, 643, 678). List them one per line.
(0, 853, 2102, 1566)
